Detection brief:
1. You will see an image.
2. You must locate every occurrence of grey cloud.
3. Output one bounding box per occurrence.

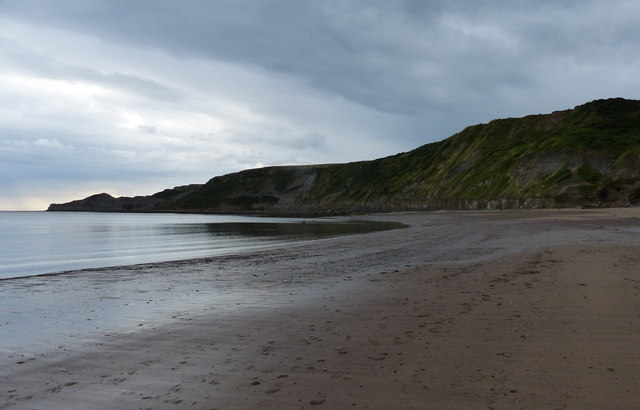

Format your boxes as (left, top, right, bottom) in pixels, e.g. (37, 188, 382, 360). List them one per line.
(0, 133, 179, 184)
(0, 1, 538, 114)
(3, 0, 639, 120)
(0, 37, 182, 101)
(232, 127, 329, 153)
(5, 0, 634, 117)
(91, 71, 182, 101)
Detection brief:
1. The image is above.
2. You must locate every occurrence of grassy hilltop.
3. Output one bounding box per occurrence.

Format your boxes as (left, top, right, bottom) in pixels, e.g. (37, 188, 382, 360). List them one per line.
(49, 98, 640, 214)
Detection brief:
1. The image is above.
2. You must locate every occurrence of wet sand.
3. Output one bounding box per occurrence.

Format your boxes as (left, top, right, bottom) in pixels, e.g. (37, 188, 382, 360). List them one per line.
(2, 209, 640, 409)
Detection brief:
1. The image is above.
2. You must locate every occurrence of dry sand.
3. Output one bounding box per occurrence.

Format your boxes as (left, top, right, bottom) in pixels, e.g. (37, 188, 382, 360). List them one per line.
(1, 209, 640, 409)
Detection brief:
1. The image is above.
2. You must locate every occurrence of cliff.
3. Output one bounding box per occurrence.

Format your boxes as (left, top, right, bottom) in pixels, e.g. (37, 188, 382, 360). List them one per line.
(49, 98, 640, 214)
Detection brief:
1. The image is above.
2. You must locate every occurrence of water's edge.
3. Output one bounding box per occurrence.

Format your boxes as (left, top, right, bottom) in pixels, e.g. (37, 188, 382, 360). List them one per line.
(0, 211, 405, 280)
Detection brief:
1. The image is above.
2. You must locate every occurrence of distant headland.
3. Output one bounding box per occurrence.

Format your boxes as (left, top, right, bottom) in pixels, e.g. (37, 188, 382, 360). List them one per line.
(48, 98, 640, 215)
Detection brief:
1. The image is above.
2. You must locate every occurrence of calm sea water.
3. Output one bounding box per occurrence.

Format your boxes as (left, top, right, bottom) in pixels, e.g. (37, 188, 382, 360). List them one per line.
(0, 212, 401, 280)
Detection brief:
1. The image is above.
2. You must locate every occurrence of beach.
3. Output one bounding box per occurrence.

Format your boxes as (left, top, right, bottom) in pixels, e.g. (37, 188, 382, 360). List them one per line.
(2, 209, 640, 409)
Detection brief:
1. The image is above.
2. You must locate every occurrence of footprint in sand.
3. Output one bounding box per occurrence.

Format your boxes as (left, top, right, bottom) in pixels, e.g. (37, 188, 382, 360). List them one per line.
(310, 393, 326, 405)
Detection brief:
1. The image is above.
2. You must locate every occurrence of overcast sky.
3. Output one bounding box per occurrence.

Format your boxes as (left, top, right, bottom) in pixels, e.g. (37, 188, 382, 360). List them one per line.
(1, 0, 639, 210)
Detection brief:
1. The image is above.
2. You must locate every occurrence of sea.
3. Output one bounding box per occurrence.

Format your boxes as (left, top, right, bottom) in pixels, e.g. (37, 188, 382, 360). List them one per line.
(0, 211, 406, 356)
(0, 211, 399, 280)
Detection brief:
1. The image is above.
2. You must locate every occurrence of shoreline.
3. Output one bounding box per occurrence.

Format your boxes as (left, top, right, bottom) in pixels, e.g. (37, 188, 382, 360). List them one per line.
(0, 212, 406, 281)
(1, 206, 632, 282)
(2, 208, 640, 409)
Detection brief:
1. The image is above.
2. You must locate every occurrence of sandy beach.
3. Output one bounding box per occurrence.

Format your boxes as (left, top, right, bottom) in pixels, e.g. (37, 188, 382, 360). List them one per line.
(2, 209, 640, 409)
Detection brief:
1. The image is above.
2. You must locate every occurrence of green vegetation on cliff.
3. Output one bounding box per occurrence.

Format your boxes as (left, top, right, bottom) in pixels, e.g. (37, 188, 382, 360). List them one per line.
(50, 98, 640, 214)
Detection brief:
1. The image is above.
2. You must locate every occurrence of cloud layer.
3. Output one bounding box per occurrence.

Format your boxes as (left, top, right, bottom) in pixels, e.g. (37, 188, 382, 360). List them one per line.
(1, 0, 639, 209)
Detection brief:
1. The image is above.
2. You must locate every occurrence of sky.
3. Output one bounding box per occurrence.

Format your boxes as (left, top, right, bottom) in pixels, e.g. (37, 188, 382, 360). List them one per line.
(1, 1, 640, 210)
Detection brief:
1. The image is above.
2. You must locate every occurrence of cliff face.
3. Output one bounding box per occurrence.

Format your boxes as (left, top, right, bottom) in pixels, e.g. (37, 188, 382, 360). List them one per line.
(49, 98, 640, 214)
